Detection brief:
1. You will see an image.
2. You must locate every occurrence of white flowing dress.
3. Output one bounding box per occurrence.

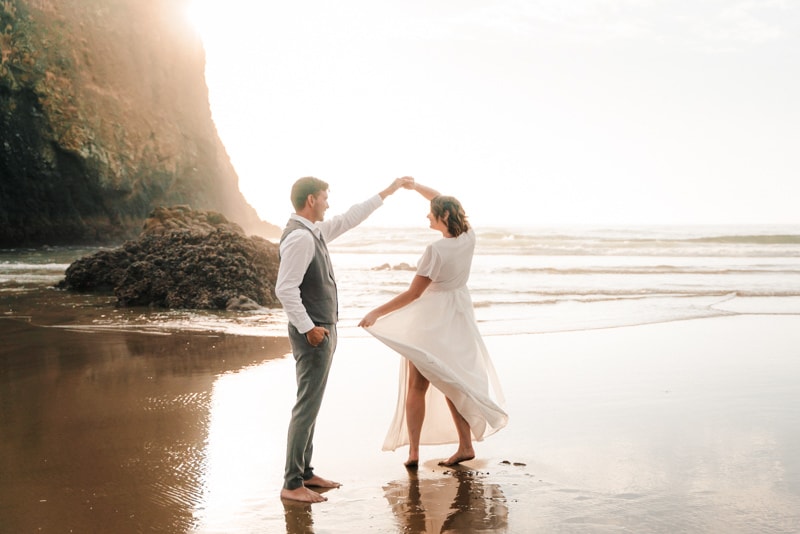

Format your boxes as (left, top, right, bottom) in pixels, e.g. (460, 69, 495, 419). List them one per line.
(366, 229, 508, 451)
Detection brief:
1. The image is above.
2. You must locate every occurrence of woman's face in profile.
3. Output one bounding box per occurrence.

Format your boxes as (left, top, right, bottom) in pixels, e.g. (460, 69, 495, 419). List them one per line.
(427, 210, 448, 234)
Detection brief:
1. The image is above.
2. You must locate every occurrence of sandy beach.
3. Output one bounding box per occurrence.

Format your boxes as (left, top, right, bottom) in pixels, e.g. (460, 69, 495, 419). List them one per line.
(2, 311, 799, 533)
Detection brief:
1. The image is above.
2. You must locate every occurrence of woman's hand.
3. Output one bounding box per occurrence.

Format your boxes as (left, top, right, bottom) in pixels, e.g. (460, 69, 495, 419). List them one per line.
(379, 177, 414, 199)
(360, 276, 431, 328)
(393, 176, 414, 192)
(358, 310, 381, 328)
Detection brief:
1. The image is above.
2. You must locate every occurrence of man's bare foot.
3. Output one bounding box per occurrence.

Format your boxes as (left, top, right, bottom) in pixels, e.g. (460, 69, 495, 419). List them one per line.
(438, 449, 475, 467)
(304, 475, 341, 488)
(280, 486, 327, 503)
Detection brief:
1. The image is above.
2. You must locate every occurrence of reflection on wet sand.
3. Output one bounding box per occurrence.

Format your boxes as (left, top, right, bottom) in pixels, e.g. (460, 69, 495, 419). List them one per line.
(282, 500, 314, 533)
(0, 319, 289, 533)
(280, 486, 339, 534)
(384, 466, 509, 533)
(277, 467, 509, 534)
(10, 312, 799, 532)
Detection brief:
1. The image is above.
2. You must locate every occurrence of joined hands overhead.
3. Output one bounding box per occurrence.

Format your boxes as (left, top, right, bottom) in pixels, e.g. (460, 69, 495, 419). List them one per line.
(380, 176, 415, 199)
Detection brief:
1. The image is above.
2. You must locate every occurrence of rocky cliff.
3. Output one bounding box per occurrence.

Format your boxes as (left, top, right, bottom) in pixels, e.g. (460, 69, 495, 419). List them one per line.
(0, 0, 279, 246)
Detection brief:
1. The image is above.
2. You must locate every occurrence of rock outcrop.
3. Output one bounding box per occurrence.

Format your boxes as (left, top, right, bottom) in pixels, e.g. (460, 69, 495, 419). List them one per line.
(0, 0, 279, 247)
(58, 206, 280, 310)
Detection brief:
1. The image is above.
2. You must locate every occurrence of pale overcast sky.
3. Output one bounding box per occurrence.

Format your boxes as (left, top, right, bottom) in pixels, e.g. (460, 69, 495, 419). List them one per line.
(188, 0, 800, 228)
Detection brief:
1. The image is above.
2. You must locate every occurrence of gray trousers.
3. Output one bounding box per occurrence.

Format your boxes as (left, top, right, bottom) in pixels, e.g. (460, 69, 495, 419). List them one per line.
(283, 323, 338, 490)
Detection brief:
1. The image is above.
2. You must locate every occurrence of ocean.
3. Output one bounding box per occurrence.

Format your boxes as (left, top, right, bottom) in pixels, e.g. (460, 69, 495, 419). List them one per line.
(2, 224, 800, 338)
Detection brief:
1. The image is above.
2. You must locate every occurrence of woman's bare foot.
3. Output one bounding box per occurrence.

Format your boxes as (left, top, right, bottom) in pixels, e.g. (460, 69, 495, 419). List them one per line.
(405, 445, 420, 469)
(304, 475, 341, 488)
(280, 486, 327, 503)
(438, 448, 475, 467)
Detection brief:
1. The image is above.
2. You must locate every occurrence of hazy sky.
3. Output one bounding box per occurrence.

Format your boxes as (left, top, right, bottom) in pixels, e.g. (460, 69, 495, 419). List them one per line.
(188, 0, 799, 228)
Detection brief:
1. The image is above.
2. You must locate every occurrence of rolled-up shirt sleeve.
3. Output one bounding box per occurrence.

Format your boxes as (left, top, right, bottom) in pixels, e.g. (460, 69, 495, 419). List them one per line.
(275, 229, 316, 334)
(319, 194, 383, 242)
(277, 193, 383, 332)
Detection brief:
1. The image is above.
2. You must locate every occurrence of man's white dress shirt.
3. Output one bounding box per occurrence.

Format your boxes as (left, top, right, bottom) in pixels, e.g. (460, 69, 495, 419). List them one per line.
(275, 194, 383, 334)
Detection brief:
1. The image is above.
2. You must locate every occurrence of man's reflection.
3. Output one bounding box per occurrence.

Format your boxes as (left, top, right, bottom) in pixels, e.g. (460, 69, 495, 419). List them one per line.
(283, 500, 314, 534)
(281, 486, 337, 534)
(384, 467, 508, 533)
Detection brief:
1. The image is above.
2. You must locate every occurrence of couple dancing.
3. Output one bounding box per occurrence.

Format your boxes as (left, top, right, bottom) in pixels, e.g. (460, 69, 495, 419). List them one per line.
(275, 176, 508, 503)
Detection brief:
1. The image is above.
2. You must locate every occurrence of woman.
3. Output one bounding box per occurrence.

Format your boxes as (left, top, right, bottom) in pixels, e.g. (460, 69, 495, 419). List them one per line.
(359, 179, 508, 467)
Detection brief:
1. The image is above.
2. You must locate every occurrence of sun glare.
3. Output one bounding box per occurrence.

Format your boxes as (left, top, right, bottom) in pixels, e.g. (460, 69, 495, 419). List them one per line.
(184, 0, 212, 37)
(179, 1, 800, 227)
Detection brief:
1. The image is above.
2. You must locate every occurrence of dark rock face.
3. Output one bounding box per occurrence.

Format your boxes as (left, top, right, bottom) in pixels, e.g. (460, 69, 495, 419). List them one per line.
(0, 0, 279, 246)
(59, 207, 280, 310)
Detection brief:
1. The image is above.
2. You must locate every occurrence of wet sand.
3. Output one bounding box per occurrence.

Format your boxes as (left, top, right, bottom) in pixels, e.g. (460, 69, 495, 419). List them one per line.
(2, 315, 800, 533)
(0, 318, 290, 532)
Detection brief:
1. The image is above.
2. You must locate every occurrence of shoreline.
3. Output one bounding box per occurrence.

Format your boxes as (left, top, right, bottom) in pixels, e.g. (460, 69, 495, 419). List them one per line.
(2, 314, 800, 532)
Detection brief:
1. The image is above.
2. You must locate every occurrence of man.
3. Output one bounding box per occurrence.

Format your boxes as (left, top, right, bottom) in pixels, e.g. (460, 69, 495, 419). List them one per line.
(276, 176, 411, 503)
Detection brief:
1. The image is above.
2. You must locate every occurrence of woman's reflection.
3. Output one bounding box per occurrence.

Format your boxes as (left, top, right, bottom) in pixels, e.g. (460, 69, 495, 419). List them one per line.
(384, 467, 508, 533)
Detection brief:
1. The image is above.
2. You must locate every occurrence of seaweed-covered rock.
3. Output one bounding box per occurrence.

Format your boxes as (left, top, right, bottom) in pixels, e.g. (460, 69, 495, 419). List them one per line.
(59, 207, 280, 309)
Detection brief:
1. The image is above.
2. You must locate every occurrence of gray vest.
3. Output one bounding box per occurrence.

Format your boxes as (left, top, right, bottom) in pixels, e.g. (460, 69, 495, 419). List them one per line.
(280, 219, 338, 325)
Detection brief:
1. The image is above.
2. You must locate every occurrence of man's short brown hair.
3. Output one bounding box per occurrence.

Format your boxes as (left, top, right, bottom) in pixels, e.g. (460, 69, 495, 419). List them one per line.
(290, 177, 329, 211)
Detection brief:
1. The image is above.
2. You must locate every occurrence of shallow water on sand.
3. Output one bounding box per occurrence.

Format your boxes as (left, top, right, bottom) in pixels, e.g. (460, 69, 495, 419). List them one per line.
(0, 320, 290, 533)
(2, 314, 800, 532)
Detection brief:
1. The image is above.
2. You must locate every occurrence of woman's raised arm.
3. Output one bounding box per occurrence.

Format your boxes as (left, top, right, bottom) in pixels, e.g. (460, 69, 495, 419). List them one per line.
(400, 177, 440, 201)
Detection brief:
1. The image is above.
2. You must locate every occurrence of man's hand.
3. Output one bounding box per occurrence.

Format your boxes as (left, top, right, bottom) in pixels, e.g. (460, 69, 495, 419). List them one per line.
(305, 326, 330, 347)
(379, 176, 415, 199)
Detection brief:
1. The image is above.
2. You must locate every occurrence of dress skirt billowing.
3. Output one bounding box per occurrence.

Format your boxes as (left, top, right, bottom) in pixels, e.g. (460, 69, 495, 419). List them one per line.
(366, 287, 508, 451)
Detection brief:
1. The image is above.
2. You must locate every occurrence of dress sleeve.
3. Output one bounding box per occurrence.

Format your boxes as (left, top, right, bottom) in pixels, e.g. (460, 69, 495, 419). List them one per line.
(416, 244, 442, 280)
